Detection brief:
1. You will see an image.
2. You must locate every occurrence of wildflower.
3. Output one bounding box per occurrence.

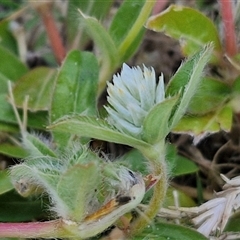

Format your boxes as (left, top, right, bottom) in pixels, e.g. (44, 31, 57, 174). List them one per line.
(192, 197, 226, 236)
(172, 174, 240, 237)
(105, 63, 165, 137)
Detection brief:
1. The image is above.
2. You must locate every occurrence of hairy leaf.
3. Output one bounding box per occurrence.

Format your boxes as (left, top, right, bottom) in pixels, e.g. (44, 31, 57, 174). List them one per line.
(167, 45, 213, 130)
(49, 116, 150, 150)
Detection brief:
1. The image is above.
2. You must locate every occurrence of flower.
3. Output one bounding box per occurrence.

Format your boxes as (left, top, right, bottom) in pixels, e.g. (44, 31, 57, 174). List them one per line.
(171, 174, 240, 237)
(192, 197, 226, 237)
(105, 63, 165, 137)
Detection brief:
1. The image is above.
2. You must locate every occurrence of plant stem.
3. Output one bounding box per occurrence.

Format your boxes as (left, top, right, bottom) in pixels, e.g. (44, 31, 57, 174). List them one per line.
(32, 2, 66, 64)
(130, 143, 168, 236)
(219, 0, 237, 56)
(0, 220, 63, 238)
(152, 0, 169, 15)
(118, 0, 156, 59)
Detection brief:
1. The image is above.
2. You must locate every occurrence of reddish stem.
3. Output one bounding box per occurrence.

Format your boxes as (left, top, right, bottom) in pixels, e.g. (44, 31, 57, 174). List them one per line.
(152, 0, 169, 15)
(0, 220, 63, 238)
(36, 3, 66, 64)
(219, 0, 238, 56)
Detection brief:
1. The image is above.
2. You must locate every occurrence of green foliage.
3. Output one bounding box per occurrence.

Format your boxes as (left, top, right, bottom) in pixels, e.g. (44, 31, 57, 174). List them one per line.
(0, 45, 28, 81)
(0, 190, 46, 222)
(136, 221, 208, 240)
(0, 94, 47, 129)
(51, 51, 98, 120)
(77, 0, 155, 94)
(12, 67, 56, 111)
(66, 0, 113, 49)
(10, 135, 146, 238)
(50, 50, 98, 147)
(119, 146, 199, 177)
(49, 115, 150, 151)
(167, 45, 213, 130)
(0, 20, 18, 54)
(225, 213, 240, 232)
(146, 5, 221, 58)
(77, 10, 119, 73)
(146, 3, 240, 137)
(11, 143, 102, 221)
(109, 0, 153, 62)
(165, 187, 196, 207)
(0, 1, 240, 239)
(57, 163, 99, 222)
(174, 106, 232, 134)
(166, 144, 198, 176)
(0, 171, 14, 195)
(189, 77, 231, 114)
(50, 46, 212, 148)
(0, 144, 28, 159)
(142, 96, 179, 143)
(23, 133, 56, 158)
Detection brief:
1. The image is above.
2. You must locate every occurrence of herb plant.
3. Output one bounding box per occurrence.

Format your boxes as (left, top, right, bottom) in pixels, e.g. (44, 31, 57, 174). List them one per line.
(0, 1, 239, 239)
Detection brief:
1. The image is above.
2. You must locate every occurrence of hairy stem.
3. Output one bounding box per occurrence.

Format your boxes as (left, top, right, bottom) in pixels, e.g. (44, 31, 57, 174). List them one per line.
(0, 220, 64, 238)
(130, 143, 168, 236)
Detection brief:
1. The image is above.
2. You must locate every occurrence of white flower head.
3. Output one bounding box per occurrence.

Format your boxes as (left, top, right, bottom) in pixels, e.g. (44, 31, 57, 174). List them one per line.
(105, 63, 165, 137)
(174, 174, 240, 238)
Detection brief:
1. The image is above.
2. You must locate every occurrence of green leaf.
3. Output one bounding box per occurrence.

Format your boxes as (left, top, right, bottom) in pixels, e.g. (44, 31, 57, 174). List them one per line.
(0, 144, 28, 158)
(48, 116, 151, 151)
(0, 94, 48, 129)
(78, 10, 118, 70)
(142, 96, 179, 144)
(66, 0, 113, 49)
(166, 144, 198, 176)
(57, 163, 99, 222)
(146, 5, 221, 58)
(0, 121, 18, 133)
(224, 212, 240, 232)
(109, 0, 155, 61)
(13, 67, 56, 111)
(174, 105, 232, 134)
(0, 190, 46, 222)
(232, 76, 240, 95)
(189, 77, 231, 114)
(77, 10, 119, 95)
(24, 112, 48, 130)
(0, 72, 10, 94)
(172, 155, 198, 176)
(0, 93, 21, 125)
(167, 45, 213, 130)
(0, 171, 14, 195)
(0, 2, 24, 19)
(136, 221, 207, 240)
(118, 149, 148, 175)
(165, 187, 196, 207)
(23, 133, 57, 158)
(11, 161, 63, 206)
(50, 50, 99, 147)
(0, 20, 17, 54)
(0, 45, 28, 81)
